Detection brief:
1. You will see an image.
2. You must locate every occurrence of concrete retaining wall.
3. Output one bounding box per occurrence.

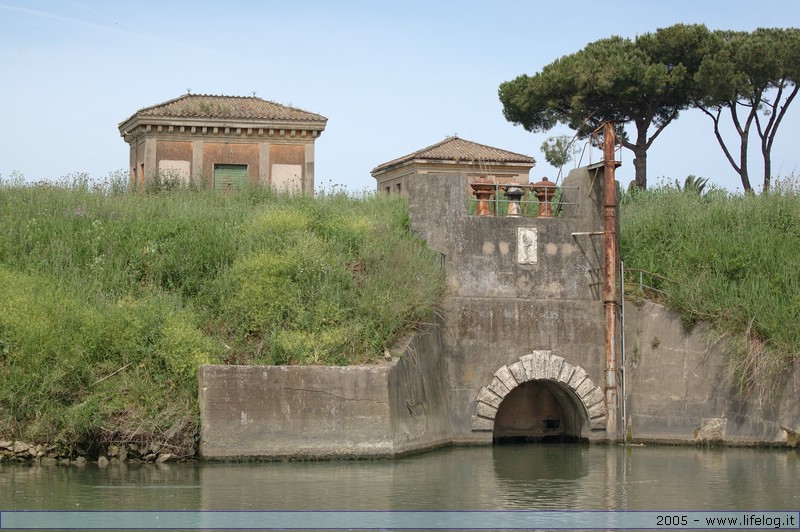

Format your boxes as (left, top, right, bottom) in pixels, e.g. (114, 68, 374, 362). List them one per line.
(199, 323, 452, 459)
(199, 295, 800, 459)
(624, 301, 800, 446)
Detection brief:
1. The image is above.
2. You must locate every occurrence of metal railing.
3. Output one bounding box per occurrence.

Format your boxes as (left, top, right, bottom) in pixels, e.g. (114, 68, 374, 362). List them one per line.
(467, 183, 580, 218)
(622, 267, 676, 299)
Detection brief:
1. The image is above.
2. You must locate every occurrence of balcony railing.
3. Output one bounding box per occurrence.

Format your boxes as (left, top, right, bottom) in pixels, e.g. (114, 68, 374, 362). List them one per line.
(467, 182, 579, 218)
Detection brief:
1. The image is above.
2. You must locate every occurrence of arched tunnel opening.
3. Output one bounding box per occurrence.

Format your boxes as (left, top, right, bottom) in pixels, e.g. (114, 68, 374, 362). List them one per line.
(492, 379, 589, 444)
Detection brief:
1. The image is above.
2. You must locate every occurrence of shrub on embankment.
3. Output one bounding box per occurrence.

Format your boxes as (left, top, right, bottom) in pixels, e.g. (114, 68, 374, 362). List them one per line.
(620, 177, 800, 394)
(0, 175, 444, 457)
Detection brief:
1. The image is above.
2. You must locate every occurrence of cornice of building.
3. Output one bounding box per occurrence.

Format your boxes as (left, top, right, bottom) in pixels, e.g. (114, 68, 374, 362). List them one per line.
(119, 115, 326, 144)
(371, 157, 535, 179)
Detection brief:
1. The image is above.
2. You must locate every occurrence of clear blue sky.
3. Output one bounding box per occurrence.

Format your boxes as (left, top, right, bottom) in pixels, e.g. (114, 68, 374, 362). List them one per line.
(1, 0, 798, 193)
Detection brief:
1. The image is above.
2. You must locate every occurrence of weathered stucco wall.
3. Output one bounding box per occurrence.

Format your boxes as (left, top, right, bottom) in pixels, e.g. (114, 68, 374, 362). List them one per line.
(386, 321, 454, 455)
(624, 300, 800, 446)
(199, 365, 393, 459)
(407, 169, 611, 443)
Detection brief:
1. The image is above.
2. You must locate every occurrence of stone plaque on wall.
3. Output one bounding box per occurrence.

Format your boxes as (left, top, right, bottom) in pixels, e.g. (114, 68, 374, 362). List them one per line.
(517, 227, 537, 264)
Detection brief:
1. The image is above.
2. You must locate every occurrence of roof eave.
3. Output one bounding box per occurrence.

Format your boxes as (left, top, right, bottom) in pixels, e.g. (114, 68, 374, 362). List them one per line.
(371, 157, 535, 177)
(119, 115, 327, 137)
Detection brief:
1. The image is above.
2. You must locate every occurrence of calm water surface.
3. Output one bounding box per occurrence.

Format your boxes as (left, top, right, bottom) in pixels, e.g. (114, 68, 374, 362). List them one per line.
(2, 445, 798, 523)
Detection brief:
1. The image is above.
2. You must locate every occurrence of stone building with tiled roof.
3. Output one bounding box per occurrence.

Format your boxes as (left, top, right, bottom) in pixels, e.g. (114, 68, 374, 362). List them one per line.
(119, 94, 327, 193)
(371, 136, 535, 194)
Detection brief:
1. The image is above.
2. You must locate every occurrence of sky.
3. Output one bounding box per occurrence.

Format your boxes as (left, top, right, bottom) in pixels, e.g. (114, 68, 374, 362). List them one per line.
(1, 0, 798, 193)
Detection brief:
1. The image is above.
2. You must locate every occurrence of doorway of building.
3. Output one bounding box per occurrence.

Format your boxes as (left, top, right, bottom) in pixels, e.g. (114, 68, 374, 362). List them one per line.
(214, 164, 247, 192)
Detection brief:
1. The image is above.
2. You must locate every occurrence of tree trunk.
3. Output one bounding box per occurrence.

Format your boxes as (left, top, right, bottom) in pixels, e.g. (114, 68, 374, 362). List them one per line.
(762, 145, 771, 193)
(620, 127, 650, 190)
(757, 84, 798, 193)
(701, 106, 754, 194)
(632, 147, 647, 189)
(738, 129, 753, 193)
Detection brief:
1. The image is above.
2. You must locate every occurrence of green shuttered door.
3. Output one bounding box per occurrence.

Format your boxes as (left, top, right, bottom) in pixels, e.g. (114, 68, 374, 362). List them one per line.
(214, 164, 247, 192)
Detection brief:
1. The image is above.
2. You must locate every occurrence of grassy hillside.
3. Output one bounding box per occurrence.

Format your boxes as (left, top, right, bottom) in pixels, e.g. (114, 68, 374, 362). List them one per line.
(2, 171, 796, 455)
(620, 176, 800, 394)
(0, 175, 444, 455)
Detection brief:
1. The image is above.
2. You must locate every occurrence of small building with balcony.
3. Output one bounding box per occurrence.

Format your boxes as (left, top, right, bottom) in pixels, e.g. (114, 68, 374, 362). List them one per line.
(371, 136, 536, 194)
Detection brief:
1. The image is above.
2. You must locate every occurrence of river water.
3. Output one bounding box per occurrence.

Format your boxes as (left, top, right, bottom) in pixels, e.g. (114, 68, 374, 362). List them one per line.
(2, 444, 798, 529)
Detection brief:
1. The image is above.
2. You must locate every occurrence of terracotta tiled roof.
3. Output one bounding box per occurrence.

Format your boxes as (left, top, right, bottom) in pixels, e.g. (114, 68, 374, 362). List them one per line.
(372, 136, 535, 174)
(123, 94, 327, 123)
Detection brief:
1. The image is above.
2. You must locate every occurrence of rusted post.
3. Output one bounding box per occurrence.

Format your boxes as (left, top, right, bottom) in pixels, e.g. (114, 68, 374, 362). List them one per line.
(603, 121, 620, 440)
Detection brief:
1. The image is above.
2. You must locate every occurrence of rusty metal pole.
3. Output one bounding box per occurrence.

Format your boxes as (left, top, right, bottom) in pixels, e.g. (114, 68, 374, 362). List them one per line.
(602, 121, 619, 440)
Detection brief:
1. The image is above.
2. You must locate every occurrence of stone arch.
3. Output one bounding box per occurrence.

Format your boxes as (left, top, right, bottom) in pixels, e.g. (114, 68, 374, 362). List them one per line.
(471, 350, 606, 434)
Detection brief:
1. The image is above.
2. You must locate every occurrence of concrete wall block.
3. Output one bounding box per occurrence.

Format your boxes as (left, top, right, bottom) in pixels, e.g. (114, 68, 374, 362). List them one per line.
(508, 361, 527, 384)
(568, 366, 588, 389)
(587, 399, 606, 420)
(547, 355, 565, 380)
(475, 401, 498, 419)
(583, 387, 605, 408)
(472, 416, 494, 432)
(493, 365, 517, 391)
(574, 378, 595, 399)
(534, 353, 549, 379)
(199, 365, 395, 459)
(557, 363, 576, 384)
(520, 355, 536, 380)
(777, 366, 800, 432)
(590, 414, 606, 430)
(476, 386, 502, 408)
(488, 377, 510, 398)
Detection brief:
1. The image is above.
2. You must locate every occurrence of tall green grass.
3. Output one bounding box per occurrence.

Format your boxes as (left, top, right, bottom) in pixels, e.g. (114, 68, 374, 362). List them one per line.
(621, 177, 800, 394)
(7, 169, 794, 450)
(0, 176, 444, 453)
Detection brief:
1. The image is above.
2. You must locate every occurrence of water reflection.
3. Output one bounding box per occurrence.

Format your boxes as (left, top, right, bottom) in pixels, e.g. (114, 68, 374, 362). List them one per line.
(493, 443, 590, 481)
(619, 445, 800, 510)
(491, 444, 591, 509)
(2, 445, 798, 513)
